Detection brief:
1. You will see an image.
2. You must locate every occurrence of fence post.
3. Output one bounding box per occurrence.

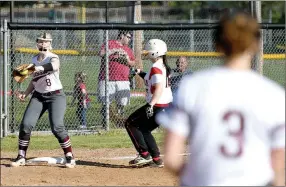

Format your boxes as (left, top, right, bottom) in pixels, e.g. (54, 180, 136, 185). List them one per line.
(3, 19, 9, 137)
(104, 29, 110, 131)
(255, 1, 264, 75)
(104, 1, 110, 131)
(134, 1, 144, 89)
(189, 9, 194, 52)
(0, 24, 3, 138)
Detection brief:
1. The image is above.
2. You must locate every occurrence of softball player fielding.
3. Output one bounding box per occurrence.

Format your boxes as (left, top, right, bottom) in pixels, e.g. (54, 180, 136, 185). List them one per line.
(10, 33, 76, 168)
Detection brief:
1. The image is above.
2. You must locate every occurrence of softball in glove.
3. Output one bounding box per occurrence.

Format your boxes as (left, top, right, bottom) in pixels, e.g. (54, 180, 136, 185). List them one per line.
(13, 63, 35, 83)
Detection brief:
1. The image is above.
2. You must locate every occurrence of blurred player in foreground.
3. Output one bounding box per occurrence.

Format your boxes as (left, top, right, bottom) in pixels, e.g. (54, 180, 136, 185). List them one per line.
(156, 11, 285, 186)
(125, 39, 173, 167)
(10, 33, 76, 168)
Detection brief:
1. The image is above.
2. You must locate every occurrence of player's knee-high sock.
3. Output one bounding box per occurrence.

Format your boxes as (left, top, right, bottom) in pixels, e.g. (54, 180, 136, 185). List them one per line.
(58, 136, 73, 155)
(18, 131, 31, 157)
(142, 131, 160, 158)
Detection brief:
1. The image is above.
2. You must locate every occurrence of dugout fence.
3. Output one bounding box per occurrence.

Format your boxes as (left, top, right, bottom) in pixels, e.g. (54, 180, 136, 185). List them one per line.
(1, 21, 285, 137)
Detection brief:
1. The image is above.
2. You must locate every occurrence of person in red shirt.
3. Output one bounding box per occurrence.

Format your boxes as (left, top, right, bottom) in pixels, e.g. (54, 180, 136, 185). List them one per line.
(71, 72, 91, 129)
(98, 30, 136, 128)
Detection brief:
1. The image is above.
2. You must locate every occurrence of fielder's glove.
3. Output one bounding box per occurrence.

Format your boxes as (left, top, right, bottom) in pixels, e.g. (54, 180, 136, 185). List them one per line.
(145, 103, 154, 119)
(12, 64, 35, 83)
(116, 53, 129, 65)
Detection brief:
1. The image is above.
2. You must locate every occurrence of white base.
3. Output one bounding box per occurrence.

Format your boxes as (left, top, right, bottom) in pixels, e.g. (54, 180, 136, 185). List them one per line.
(26, 157, 66, 165)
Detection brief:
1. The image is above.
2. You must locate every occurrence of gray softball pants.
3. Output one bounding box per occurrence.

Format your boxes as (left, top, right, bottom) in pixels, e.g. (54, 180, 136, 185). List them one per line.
(19, 90, 68, 141)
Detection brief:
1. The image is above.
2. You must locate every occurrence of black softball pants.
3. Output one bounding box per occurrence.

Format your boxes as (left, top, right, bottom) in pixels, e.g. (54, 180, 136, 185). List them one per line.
(125, 103, 167, 158)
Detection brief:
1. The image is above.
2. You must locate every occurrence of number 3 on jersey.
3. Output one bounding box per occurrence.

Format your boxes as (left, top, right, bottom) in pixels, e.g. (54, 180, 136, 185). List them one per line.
(220, 111, 244, 158)
(46, 78, 52, 86)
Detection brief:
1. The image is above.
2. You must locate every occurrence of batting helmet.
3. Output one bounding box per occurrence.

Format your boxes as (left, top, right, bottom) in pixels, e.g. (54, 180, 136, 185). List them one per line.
(144, 39, 167, 59)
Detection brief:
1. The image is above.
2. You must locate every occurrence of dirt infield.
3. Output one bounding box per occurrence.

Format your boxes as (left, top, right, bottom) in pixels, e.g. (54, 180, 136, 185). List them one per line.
(1, 148, 178, 186)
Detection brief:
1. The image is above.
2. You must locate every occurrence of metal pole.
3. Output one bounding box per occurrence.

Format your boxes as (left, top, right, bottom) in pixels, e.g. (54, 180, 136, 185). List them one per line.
(104, 1, 110, 131)
(3, 19, 8, 137)
(105, 1, 109, 23)
(189, 9, 194, 52)
(268, 8, 272, 50)
(81, 2, 86, 51)
(130, 1, 136, 89)
(249, 1, 254, 17)
(10, 1, 14, 21)
(10, 0, 16, 132)
(134, 1, 144, 89)
(255, 1, 263, 75)
(104, 30, 110, 131)
(0, 23, 3, 138)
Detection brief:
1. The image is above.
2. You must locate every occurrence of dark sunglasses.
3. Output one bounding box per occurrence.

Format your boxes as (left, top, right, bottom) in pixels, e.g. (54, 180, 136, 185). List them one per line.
(125, 35, 132, 39)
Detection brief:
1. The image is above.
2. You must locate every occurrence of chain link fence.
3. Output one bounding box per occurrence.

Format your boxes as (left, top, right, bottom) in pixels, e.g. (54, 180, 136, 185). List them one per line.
(1, 1, 284, 24)
(0, 26, 284, 137)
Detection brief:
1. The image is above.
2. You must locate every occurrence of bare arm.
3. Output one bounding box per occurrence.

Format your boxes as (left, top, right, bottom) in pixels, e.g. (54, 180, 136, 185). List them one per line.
(24, 80, 34, 96)
(81, 88, 88, 108)
(128, 60, 136, 67)
(149, 83, 163, 106)
(164, 130, 187, 176)
(271, 148, 285, 186)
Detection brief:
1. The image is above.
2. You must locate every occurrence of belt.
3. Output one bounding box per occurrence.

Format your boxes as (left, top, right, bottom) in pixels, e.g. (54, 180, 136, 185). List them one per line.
(35, 89, 61, 96)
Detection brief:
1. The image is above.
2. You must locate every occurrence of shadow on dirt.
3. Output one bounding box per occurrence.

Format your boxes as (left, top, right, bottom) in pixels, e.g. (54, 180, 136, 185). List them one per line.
(76, 160, 150, 169)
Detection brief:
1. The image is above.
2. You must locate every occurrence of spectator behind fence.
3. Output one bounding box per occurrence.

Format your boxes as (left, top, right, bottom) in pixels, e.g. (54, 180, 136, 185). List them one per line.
(170, 56, 192, 94)
(156, 11, 285, 186)
(97, 30, 136, 128)
(71, 72, 91, 129)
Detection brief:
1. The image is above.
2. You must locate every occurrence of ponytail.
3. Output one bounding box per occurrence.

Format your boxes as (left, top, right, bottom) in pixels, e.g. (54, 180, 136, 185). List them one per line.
(162, 55, 171, 77)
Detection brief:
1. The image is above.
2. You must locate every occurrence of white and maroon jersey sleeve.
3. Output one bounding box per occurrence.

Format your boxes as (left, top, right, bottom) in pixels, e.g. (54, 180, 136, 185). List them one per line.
(150, 67, 164, 84)
(145, 61, 173, 105)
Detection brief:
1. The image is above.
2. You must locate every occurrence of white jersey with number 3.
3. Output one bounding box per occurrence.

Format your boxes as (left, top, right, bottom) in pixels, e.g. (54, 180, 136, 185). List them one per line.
(32, 52, 63, 93)
(157, 67, 285, 186)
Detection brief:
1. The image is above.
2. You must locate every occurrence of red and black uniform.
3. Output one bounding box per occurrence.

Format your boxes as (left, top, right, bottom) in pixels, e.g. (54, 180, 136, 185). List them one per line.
(125, 59, 173, 160)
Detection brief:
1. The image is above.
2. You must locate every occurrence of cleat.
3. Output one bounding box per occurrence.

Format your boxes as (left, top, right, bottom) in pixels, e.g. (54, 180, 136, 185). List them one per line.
(150, 158, 164, 168)
(129, 154, 152, 166)
(65, 152, 76, 168)
(10, 155, 26, 167)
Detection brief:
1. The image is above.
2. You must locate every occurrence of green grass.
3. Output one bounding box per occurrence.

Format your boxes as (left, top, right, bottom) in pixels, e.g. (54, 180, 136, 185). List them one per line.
(8, 96, 146, 131)
(1, 129, 165, 152)
(7, 54, 286, 132)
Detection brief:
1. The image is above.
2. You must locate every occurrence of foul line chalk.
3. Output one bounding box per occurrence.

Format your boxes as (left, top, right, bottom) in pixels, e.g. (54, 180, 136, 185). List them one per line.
(97, 153, 191, 160)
